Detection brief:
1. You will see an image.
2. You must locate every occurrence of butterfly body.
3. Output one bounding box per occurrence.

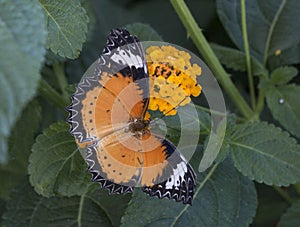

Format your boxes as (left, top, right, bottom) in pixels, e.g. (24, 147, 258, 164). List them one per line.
(128, 118, 150, 135)
(67, 28, 196, 205)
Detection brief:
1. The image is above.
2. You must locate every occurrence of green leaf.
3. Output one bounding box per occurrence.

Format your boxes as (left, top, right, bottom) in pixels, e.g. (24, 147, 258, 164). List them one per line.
(8, 101, 41, 168)
(2, 180, 131, 226)
(268, 43, 300, 69)
(151, 103, 211, 149)
(29, 122, 91, 197)
(87, 185, 132, 227)
(0, 0, 47, 62)
(160, 104, 211, 135)
(295, 182, 300, 195)
(121, 158, 257, 226)
(216, 0, 300, 64)
(214, 114, 237, 163)
(270, 66, 298, 85)
(253, 184, 289, 225)
(266, 84, 300, 138)
(230, 121, 300, 186)
(198, 113, 237, 172)
(0, 101, 41, 199)
(0, 0, 47, 162)
(0, 199, 5, 220)
(39, 0, 89, 59)
(199, 115, 228, 172)
(126, 23, 163, 41)
(278, 200, 300, 227)
(211, 43, 267, 76)
(65, 0, 138, 82)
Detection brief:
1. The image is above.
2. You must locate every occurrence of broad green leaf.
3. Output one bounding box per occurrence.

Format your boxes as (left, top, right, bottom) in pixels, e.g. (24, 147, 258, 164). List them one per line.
(65, 0, 138, 82)
(253, 184, 289, 225)
(39, 0, 89, 59)
(151, 103, 210, 147)
(0, 101, 41, 199)
(295, 182, 300, 195)
(0, 0, 46, 162)
(230, 122, 300, 186)
(199, 115, 229, 172)
(266, 84, 300, 138)
(121, 158, 257, 227)
(29, 122, 91, 197)
(270, 66, 298, 85)
(216, 0, 300, 64)
(0, 199, 5, 219)
(0, 0, 47, 62)
(157, 104, 211, 135)
(0, 169, 23, 201)
(2, 181, 131, 226)
(211, 43, 267, 76)
(126, 23, 163, 41)
(268, 43, 300, 69)
(278, 200, 300, 227)
(214, 114, 237, 163)
(8, 101, 41, 168)
(87, 185, 132, 227)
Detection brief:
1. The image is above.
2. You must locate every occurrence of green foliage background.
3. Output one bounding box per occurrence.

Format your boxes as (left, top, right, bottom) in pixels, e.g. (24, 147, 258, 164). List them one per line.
(1, 0, 300, 226)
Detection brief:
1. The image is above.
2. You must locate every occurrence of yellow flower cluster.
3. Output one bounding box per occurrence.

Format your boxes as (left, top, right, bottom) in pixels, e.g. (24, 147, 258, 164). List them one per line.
(145, 45, 202, 116)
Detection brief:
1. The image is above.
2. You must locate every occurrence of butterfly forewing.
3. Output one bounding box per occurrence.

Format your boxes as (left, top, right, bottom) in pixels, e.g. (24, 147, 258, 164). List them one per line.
(67, 28, 196, 204)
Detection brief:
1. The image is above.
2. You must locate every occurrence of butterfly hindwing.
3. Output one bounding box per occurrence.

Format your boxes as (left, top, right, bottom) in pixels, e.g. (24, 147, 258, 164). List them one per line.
(142, 136, 196, 205)
(87, 144, 135, 194)
(67, 28, 197, 205)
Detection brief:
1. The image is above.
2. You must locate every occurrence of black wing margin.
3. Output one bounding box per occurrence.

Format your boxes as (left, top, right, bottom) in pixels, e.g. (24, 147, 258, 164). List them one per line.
(103, 28, 149, 111)
(67, 28, 149, 143)
(86, 145, 135, 194)
(142, 137, 196, 205)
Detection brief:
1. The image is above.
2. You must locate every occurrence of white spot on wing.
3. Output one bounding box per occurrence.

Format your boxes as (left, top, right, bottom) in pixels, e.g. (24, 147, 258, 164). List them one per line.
(111, 48, 143, 68)
(165, 161, 187, 189)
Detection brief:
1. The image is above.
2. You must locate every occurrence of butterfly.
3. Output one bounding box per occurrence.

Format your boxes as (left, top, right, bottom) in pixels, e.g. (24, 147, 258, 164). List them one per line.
(67, 28, 196, 204)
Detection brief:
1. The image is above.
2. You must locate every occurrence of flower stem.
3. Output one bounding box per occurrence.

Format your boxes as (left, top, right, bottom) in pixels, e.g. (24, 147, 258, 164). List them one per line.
(170, 0, 255, 120)
(241, 0, 256, 109)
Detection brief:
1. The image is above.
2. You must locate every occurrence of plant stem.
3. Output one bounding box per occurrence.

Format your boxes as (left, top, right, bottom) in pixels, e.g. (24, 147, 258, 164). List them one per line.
(38, 79, 69, 110)
(171, 163, 219, 227)
(195, 104, 227, 117)
(196, 163, 219, 192)
(255, 88, 265, 115)
(170, 0, 255, 120)
(77, 192, 85, 227)
(273, 186, 293, 204)
(263, 0, 286, 66)
(241, 0, 255, 109)
(53, 63, 69, 100)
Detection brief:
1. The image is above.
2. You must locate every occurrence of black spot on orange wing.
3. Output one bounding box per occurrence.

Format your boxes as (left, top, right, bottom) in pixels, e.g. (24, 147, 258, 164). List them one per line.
(89, 166, 134, 194)
(87, 131, 143, 187)
(67, 28, 195, 206)
(67, 28, 150, 144)
(102, 28, 149, 117)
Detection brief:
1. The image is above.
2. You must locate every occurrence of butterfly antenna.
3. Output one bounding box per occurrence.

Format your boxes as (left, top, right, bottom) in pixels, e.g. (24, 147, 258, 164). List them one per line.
(151, 96, 188, 124)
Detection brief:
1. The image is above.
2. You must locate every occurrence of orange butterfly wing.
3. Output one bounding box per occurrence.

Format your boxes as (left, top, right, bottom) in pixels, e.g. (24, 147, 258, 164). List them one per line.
(68, 28, 196, 204)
